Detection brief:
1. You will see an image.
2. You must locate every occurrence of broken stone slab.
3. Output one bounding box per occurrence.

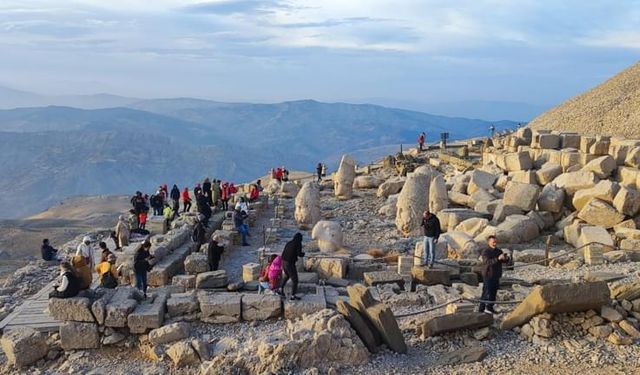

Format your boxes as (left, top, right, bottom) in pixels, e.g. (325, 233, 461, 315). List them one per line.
(500, 282, 610, 329)
(577, 198, 625, 229)
(167, 340, 200, 368)
(552, 170, 598, 196)
(364, 271, 405, 289)
(167, 291, 199, 318)
(467, 170, 498, 195)
(412, 267, 451, 286)
(184, 253, 209, 275)
(148, 241, 194, 286)
(196, 270, 228, 289)
(434, 346, 487, 366)
(172, 275, 196, 289)
(441, 231, 481, 259)
(492, 203, 523, 223)
(537, 183, 565, 213)
(104, 287, 142, 328)
(59, 322, 99, 350)
(241, 294, 282, 321)
(437, 208, 487, 232)
(49, 297, 95, 322)
(610, 282, 640, 301)
(419, 313, 493, 338)
(128, 292, 169, 334)
(91, 289, 116, 325)
(572, 180, 619, 210)
(582, 155, 617, 179)
(0, 327, 48, 367)
(336, 299, 380, 353)
(148, 322, 191, 346)
(198, 291, 242, 323)
(283, 290, 327, 320)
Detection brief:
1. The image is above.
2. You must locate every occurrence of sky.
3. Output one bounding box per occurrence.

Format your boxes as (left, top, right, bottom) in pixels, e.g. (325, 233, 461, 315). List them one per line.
(0, 0, 638, 106)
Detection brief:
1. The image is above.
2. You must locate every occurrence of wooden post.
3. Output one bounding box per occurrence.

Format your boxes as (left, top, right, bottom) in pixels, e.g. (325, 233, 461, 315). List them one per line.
(545, 235, 552, 266)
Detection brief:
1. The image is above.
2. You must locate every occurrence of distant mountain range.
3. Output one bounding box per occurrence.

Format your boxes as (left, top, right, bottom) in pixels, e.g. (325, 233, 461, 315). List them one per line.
(0, 87, 518, 218)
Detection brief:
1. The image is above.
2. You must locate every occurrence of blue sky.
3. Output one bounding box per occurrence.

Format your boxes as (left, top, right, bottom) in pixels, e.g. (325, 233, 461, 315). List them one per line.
(0, 0, 638, 106)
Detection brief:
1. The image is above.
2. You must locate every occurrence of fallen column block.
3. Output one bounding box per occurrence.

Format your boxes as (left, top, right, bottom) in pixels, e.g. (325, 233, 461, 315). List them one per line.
(127, 292, 169, 334)
(198, 291, 242, 323)
(148, 241, 194, 287)
(363, 271, 405, 289)
(241, 294, 282, 321)
(419, 312, 493, 338)
(412, 267, 451, 286)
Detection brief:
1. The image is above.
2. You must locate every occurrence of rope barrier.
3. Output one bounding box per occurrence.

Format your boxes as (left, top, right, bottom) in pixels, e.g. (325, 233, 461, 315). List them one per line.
(394, 297, 524, 318)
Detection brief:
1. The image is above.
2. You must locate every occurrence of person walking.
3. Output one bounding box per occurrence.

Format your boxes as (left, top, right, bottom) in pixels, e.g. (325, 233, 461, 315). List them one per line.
(170, 184, 181, 217)
(207, 233, 225, 271)
(49, 262, 81, 299)
(234, 206, 250, 246)
(115, 215, 130, 249)
(182, 187, 192, 213)
(316, 163, 323, 182)
(134, 241, 153, 298)
(278, 233, 304, 300)
(478, 235, 510, 314)
(41, 239, 60, 261)
(420, 210, 441, 268)
(418, 132, 426, 151)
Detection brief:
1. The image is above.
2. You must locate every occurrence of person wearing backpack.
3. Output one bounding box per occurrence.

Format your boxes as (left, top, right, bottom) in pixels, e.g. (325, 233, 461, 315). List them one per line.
(134, 242, 154, 298)
(49, 262, 81, 299)
(96, 253, 122, 289)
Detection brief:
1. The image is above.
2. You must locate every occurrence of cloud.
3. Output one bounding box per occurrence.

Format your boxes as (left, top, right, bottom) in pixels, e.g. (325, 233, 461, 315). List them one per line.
(579, 31, 640, 50)
(181, 0, 289, 15)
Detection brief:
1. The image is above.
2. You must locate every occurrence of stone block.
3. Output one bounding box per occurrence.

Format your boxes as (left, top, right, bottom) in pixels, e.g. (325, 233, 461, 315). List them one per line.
(501, 282, 610, 329)
(504, 151, 533, 171)
(172, 275, 196, 289)
(584, 245, 605, 265)
(420, 313, 493, 337)
(580, 136, 596, 153)
(537, 133, 560, 149)
(242, 263, 261, 283)
(241, 294, 282, 321)
(196, 270, 228, 289)
(49, 297, 95, 322)
(492, 203, 523, 223)
(445, 302, 476, 314)
(613, 186, 640, 217)
(503, 182, 540, 211)
(560, 150, 581, 171)
(298, 272, 319, 284)
(537, 184, 565, 213)
(572, 180, 619, 210)
(0, 327, 48, 367)
(582, 155, 617, 179)
(363, 271, 405, 289)
(128, 293, 168, 334)
(535, 163, 562, 185)
(148, 322, 191, 346)
(283, 291, 327, 320)
(590, 138, 610, 156)
(167, 292, 199, 317)
(59, 322, 99, 350)
(304, 256, 348, 279)
(412, 267, 451, 286)
(397, 256, 413, 276)
(560, 133, 581, 149)
(467, 170, 498, 195)
(184, 253, 209, 275)
(91, 289, 116, 325)
(618, 166, 640, 189)
(148, 242, 194, 287)
(552, 171, 598, 195)
(336, 299, 380, 353)
(104, 287, 141, 328)
(577, 198, 625, 229)
(198, 292, 242, 323)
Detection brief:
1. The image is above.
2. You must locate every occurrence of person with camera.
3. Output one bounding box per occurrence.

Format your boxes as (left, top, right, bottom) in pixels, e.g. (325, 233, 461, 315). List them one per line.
(478, 235, 510, 314)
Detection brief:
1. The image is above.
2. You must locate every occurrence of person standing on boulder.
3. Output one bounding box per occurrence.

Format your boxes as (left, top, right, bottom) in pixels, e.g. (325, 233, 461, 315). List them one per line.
(134, 241, 154, 298)
(478, 235, 510, 314)
(203, 177, 213, 207)
(234, 206, 250, 246)
(170, 184, 181, 217)
(279, 233, 305, 300)
(420, 210, 441, 268)
(316, 163, 323, 182)
(418, 132, 426, 151)
(182, 187, 192, 213)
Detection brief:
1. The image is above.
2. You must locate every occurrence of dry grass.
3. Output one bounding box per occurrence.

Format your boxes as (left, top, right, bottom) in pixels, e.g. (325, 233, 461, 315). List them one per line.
(367, 248, 385, 258)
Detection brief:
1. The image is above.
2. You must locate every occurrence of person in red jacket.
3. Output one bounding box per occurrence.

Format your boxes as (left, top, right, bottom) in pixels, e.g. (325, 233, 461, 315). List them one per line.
(275, 167, 283, 182)
(418, 132, 426, 151)
(220, 182, 230, 211)
(182, 187, 192, 213)
(249, 184, 260, 202)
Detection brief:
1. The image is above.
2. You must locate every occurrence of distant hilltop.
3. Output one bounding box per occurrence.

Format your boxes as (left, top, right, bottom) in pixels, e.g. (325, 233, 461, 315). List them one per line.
(529, 62, 640, 139)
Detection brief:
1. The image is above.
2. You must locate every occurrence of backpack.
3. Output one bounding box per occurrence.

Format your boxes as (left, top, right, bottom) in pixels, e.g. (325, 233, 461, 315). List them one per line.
(100, 270, 117, 288)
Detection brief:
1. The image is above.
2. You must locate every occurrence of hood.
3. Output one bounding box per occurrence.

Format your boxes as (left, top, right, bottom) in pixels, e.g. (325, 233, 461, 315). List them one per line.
(293, 233, 303, 243)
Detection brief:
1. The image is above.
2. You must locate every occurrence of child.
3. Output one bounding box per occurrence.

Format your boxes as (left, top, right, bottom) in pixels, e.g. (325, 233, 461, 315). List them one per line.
(134, 241, 153, 297)
(138, 209, 148, 230)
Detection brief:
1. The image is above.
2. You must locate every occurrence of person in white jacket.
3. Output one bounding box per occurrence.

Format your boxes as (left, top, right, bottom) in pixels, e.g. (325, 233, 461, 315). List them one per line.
(76, 236, 94, 268)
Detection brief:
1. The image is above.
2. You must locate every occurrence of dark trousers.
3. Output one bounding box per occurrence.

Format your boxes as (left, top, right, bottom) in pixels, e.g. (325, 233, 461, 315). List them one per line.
(183, 201, 191, 213)
(221, 199, 229, 211)
(209, 253, 221, 271)
(280, 261, 299, 296)
(479, 277, 499, 312)
(135, 272, 148, 296)
(172, 199, 180, 216)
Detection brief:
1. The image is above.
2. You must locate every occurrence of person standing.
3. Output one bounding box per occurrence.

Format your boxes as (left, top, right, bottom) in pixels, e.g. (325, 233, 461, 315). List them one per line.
(182, 187, 192, 213)
(130, 191, 147, 214)
(418, 132, 426, 151)
(194, 183, 202, 197)
(203, 177, 213, 207)
(41, 239, 60, 261)
(478, 235, 510, 314)
(233, 206, 250, 246)
(220, 182, 230, 211)
(197, 193, 211, 227)
(279, 233, 304, 300)
(170, 184, 181, 217)
(207, 234, 225, 271)
(212, 180, 221, 209)
(115, 215, 130, 249)
(134, 241, 153, 298)
(316, 163, 323, 182)
(420, 210, 441, 268)
(192, 216, 207, 250)
(76, 236, 94, 269)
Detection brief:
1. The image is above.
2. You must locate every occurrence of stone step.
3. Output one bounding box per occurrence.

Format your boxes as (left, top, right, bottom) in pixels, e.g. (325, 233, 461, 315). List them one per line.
(148, 241, 196, 287)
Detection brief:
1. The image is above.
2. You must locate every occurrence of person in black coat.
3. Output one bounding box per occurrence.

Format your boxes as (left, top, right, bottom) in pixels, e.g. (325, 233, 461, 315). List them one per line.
(192, 217, 207, 249)
(41, 239, 59, 261)
(170, 185, 181, 217)
(207, 234, 225, 271)
(279, 233, 305, 300)
(134, 242, 154, 298)
(420, 210, 441, 268)
(478, 235, 510, 314)
(49, 262, 80, 299)
(196, 193, 211, 227)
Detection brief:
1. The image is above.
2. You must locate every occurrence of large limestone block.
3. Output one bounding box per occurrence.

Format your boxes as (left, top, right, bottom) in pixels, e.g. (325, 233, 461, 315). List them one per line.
(537, 184, 565, 213)
(503, 181, 540, 211)
(49, 297, 95, 322)
(304, 256, 348, 279)
(582, 155, 617, 179)
(495, 215, 539, 243)
(128, 293, 168, 333)
(284, 292, 327, 320)
(468, 189, 495, 209)
(184, 253, 209, 275)
(613, 186, 640, 217)
(198, 292, 242, 323)
(295, 181, 321, 229)
(580, 136, 596, 153)
(504, 152, 533, 171)
(279, 181, 300, 198)
(618, 166, 640, 189)
(0, 327, 48, 367)
(91, 289, 116, 325)
(167, 292, 199, 318)
(572, 180, 619, 210)
(429, 174, 449, 212)
(336, 300, 380, 353)
(241, 294, 282, 321)
(60, 322, 99, 350)
(353, 175, 382, 189)
(376, 176, 406, 198)
(578, 226, 614, 249)
(414, 240, 447, 266)
(509, 170, 536, 184)
(167, 341, 199, 368)
(563, 221, 585, 247)
(454, 218, 489, 238)
(467, 170, 498, 195)
(395, 172, 431, 236)
(624, 146, 640, 168)
(448, 191, 470, 206)
(437, 208, 485, 232)
(560, 133, 581, 149)
(492, 203, 523, 223)
(104, 287, 141, 328)
(537, 133, 560, 149)
(412, 267, 451, 286)
(501, 282, 610, 329)
(334, 154, 356, 199)
(552, 171, 598, 195)
(577, 198, 625, 229)
(590, 137, 610, 156)
(149, 322, 191, 346)
(420, 313, 493, 337)
(196, 270, 228, 289)
(560, 150, 581, 171)
(363, 271, 405, 289)
(441, 231, 481, 259)
(311, 220, 344, 252)
(474, 199, 501, 216)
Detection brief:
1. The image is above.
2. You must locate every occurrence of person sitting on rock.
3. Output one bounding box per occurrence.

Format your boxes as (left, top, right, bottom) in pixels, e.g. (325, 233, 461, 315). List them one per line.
(267, 255, 283, 293)
(258, 254, 278, 294)
(96, 253, 122, 289)
(234, 206, 250, 246)
(478, 235, 510, 314)
(207, 233, 225, 271)
(99, 241, 112, 262)
(71, 253, 92, 290)
(49, 262, 81, 299)
(278, 233, 305, 300)
(235, 197, 249, 214)
(134, 241, 154, 298)
(249, 184, 260, 202)
(41, 238, 60, 262)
